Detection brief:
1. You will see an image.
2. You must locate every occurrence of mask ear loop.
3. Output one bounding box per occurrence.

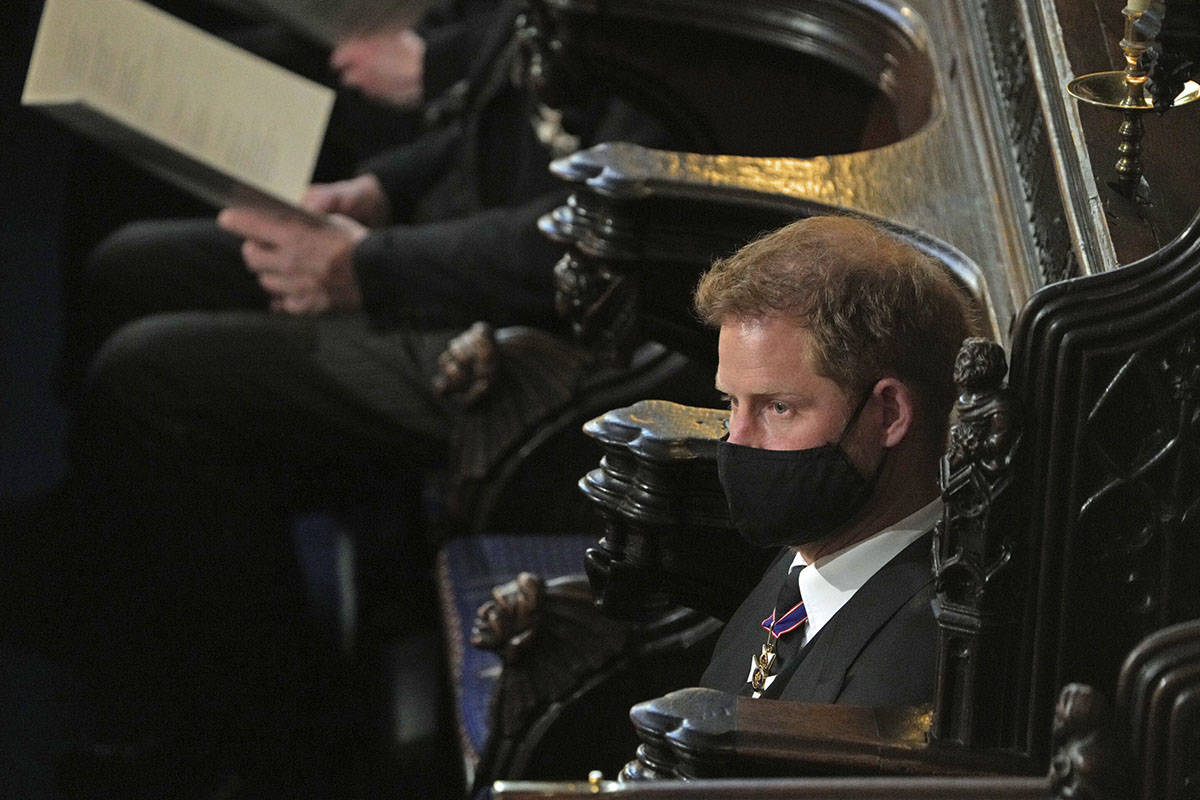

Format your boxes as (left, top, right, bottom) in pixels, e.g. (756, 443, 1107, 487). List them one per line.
(833, 383, 877, 447)
(835, 381, 889, 489)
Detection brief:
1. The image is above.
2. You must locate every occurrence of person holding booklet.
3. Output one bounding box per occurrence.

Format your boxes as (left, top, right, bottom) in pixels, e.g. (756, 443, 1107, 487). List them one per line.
(54, 0, 503, 397)
(36, 0, 679, 793)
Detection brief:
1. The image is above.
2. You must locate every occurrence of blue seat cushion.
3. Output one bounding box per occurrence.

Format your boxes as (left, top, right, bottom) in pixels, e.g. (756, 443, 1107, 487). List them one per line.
(437, 532, 595, 774)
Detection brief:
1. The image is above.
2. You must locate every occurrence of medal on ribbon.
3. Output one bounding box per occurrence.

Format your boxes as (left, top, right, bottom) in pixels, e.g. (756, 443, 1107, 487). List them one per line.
(750, 595, 807, 692)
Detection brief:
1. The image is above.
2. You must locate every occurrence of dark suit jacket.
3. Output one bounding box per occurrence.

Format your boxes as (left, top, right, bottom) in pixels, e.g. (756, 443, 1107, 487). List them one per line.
(699, 531, 938, 706)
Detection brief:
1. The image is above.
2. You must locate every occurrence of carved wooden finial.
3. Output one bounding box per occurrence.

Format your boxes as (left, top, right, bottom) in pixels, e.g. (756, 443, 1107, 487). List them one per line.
(471, 572, 546, 664)
(433, 321, 498, 406)
(1049, 684, 1128, 800)
(953, 336, 1008, 396)
(933, 337, 1022, 747)
(946, 338, 1017, 474)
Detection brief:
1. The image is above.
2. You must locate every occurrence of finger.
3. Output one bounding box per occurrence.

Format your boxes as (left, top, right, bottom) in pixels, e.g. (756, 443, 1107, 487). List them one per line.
(241, 239, 282, 273)
(302, 185, 337, 214)
(280, 292, 324, 316)
(218, 207, 292, 243)
(338, 64, 369, 90)
(329, 39, 364, 70)
(255, 270, 294, 295)
(278, 294, 305, 315)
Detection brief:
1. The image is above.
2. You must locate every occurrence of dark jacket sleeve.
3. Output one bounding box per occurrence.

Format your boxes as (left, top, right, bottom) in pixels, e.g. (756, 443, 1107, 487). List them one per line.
(418, 4, 502, 100)
(355, 123, 463, 222)
(352, 191, 566, 331)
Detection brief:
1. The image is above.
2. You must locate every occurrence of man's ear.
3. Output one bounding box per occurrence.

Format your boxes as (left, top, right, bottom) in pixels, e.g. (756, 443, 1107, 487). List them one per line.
(873, 377, 916, 448)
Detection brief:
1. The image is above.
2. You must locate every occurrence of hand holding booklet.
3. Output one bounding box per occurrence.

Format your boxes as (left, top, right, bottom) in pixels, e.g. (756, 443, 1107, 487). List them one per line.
(22, 0, 336, 216)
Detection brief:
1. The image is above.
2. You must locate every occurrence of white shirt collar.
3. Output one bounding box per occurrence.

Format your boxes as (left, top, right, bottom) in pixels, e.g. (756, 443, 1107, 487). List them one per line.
(790, 498, 941, 640)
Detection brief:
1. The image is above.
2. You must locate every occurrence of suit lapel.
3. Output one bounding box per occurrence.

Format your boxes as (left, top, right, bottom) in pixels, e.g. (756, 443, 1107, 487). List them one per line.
(699, 548, 795, 693)
(768, 530, 934, 702)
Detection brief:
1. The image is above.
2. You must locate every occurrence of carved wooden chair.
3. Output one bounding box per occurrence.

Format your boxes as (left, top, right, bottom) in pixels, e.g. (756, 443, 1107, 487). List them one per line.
(489, 621, 1200, 799)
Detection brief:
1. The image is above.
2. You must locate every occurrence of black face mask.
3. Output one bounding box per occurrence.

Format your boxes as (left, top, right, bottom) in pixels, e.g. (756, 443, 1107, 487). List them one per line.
(717, 392, 881, 549)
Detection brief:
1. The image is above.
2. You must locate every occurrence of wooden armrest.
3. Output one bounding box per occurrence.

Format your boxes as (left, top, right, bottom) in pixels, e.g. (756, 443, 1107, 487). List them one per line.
(492, 775, 1052, 800)
(579, 401, 774, 621)
(629, 688, 1038, 780)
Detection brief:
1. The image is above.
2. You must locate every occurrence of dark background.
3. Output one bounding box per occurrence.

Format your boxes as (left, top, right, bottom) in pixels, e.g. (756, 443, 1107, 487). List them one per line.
(1, 5, 376, 796)
(3, 1, 69, 505)
(2, 4, 90, 798)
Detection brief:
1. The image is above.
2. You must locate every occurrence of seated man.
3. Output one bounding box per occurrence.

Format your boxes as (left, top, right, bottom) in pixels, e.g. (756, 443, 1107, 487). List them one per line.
(67, 0, 668, 558)
(694, 215, 974, 704)
(56, 0, 504, 396)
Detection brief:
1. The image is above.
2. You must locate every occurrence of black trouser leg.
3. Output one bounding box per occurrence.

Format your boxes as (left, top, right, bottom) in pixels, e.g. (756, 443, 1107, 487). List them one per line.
(67, 308, 458, 787)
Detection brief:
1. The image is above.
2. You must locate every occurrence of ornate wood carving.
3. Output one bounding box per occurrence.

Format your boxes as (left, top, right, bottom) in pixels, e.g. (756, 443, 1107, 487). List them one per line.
(934, 236, 1200, 765)
(491, 628, 1200, 798)
(625, 688, 739, 781)
(1047, 684, 1127, 800)
(434, 323, 595, 531)
(540, 165, 788, 365)
(933, 337, 1024, 749)
(434, 321, 506, 407)
(1115, 619, 1200, 800)
(1004, 209, 1200, 764)
(975, 0, 1079, 285)
(472, 572, 633, 745)
(469, 571, 722, 786)
(579, 400, 774, 622)
(533, 0, 1029, 362)
(1074, 333, 1200, 630)
(433, 322, 716, 534)
(550, 248, 641, 365)
(1048, 620, 1200, 800)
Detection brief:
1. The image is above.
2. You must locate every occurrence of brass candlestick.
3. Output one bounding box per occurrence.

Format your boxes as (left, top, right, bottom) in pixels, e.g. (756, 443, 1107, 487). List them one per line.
(1067, 1, 1200, 199)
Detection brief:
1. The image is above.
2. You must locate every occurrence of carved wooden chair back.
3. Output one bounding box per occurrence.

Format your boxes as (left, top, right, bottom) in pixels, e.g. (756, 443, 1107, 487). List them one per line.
(935, 210, 1200, 765)
(519, 0, 934, 159)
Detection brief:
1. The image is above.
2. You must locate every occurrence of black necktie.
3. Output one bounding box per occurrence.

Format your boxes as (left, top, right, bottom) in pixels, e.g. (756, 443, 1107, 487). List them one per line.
(769, 564, 805, 630)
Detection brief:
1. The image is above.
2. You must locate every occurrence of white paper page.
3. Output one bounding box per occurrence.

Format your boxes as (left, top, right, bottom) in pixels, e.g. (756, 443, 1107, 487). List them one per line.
(23, 0, 336, 206)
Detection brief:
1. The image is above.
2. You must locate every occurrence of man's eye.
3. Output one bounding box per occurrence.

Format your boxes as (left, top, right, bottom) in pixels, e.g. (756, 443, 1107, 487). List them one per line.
(771, 401, 789, 414)
(720, 394, 736, 408)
